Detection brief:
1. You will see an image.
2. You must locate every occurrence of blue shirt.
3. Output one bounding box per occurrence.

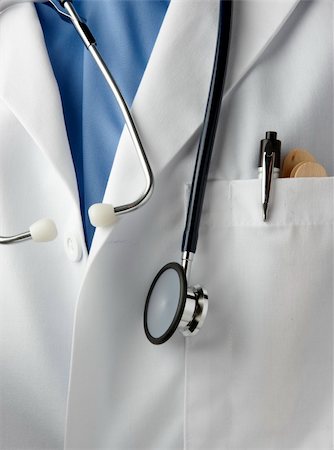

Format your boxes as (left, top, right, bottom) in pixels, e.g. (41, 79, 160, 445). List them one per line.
(36, 0, 169, 248)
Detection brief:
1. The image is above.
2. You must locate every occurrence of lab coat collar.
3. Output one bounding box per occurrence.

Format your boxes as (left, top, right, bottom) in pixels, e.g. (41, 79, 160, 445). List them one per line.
(223, 0, 301, 95)
(0, 1, 80, 206)
(89, 0, 301, 260)
(0, 0, 45, 14)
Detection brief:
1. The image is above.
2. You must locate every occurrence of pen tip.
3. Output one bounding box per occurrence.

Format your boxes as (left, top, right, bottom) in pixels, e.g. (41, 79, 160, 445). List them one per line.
(263, 203, 268, 222)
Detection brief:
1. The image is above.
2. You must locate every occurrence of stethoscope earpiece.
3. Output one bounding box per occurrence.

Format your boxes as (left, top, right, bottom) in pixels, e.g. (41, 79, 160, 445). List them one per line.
(29, 218, 58, 242)
(88, 203, 117, 228)
(0, 218, 57, 245)
(144, 262, 208, 345)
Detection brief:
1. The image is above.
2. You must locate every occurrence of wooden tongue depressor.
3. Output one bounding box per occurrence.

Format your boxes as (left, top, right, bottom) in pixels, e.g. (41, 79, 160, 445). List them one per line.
(290, 161, 307, 177)
(282, 148, 316, 177)
(292, 161, 328, 178)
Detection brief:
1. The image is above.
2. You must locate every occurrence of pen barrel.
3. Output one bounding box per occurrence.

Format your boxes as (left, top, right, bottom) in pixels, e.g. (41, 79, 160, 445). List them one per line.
(258, 167, 280, 179)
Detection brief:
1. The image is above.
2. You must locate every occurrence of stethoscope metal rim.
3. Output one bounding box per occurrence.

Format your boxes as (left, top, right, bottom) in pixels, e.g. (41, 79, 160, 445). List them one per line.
(144, 262, 187, 345)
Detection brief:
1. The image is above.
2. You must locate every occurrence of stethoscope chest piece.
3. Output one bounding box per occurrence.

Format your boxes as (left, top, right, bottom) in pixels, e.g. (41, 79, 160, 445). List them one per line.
(144, 262, 208, 345)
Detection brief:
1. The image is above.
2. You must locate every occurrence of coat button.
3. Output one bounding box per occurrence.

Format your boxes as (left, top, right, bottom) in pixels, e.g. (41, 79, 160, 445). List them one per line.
(64, 233, 83, 262)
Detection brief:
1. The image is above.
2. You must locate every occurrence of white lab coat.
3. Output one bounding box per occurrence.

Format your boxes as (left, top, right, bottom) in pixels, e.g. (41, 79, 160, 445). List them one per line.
(0, 1, 333, 449)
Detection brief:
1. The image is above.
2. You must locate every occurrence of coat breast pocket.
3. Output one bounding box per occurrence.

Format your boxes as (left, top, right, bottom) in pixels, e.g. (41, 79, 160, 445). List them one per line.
(185, 177, 333, 450)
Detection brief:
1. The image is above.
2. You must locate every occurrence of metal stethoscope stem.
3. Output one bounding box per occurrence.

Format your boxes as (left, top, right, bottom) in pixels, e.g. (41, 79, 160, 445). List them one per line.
(0, 232, 31, 245)
(62, 0, 154, 216)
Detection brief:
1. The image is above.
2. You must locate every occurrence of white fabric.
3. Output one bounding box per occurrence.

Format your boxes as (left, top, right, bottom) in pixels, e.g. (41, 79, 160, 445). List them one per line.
(0, 0, 333, 449)
(0, 0, 44, 13)
(0, 3, 86, 449)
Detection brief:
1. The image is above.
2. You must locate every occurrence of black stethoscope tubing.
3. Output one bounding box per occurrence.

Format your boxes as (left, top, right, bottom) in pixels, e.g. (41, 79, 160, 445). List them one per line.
(182, 0, 232, 254)
(144, 0, 233, 344)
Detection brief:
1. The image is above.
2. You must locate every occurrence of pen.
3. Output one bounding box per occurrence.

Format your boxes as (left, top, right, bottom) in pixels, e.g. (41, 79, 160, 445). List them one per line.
(258, 131, 281, 221)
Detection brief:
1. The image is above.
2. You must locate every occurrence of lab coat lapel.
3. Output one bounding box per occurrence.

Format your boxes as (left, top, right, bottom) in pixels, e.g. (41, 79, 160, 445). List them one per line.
(224, 0, 301, 95)
(0, 2, 79, 204)
(89, 0, 220, 259)
(89, 0, 301, 259)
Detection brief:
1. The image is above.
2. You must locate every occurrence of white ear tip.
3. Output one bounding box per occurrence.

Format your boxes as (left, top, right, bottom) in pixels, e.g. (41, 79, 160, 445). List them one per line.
(88, 203, 117, 228)
(30, 219, 57, 242)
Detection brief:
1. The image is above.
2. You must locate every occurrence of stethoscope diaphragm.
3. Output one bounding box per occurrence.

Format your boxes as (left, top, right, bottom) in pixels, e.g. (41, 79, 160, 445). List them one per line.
(144, 262, 208, 345)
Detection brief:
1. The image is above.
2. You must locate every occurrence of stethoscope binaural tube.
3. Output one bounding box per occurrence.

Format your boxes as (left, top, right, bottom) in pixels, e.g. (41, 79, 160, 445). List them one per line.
(144, 0, 233, 345)
(50, 0, 154, 227)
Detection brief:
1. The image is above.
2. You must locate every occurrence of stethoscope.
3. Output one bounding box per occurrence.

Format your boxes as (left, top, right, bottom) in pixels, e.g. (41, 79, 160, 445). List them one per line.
(1, 0, 232, 346)
(144, 1, 232, 344)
